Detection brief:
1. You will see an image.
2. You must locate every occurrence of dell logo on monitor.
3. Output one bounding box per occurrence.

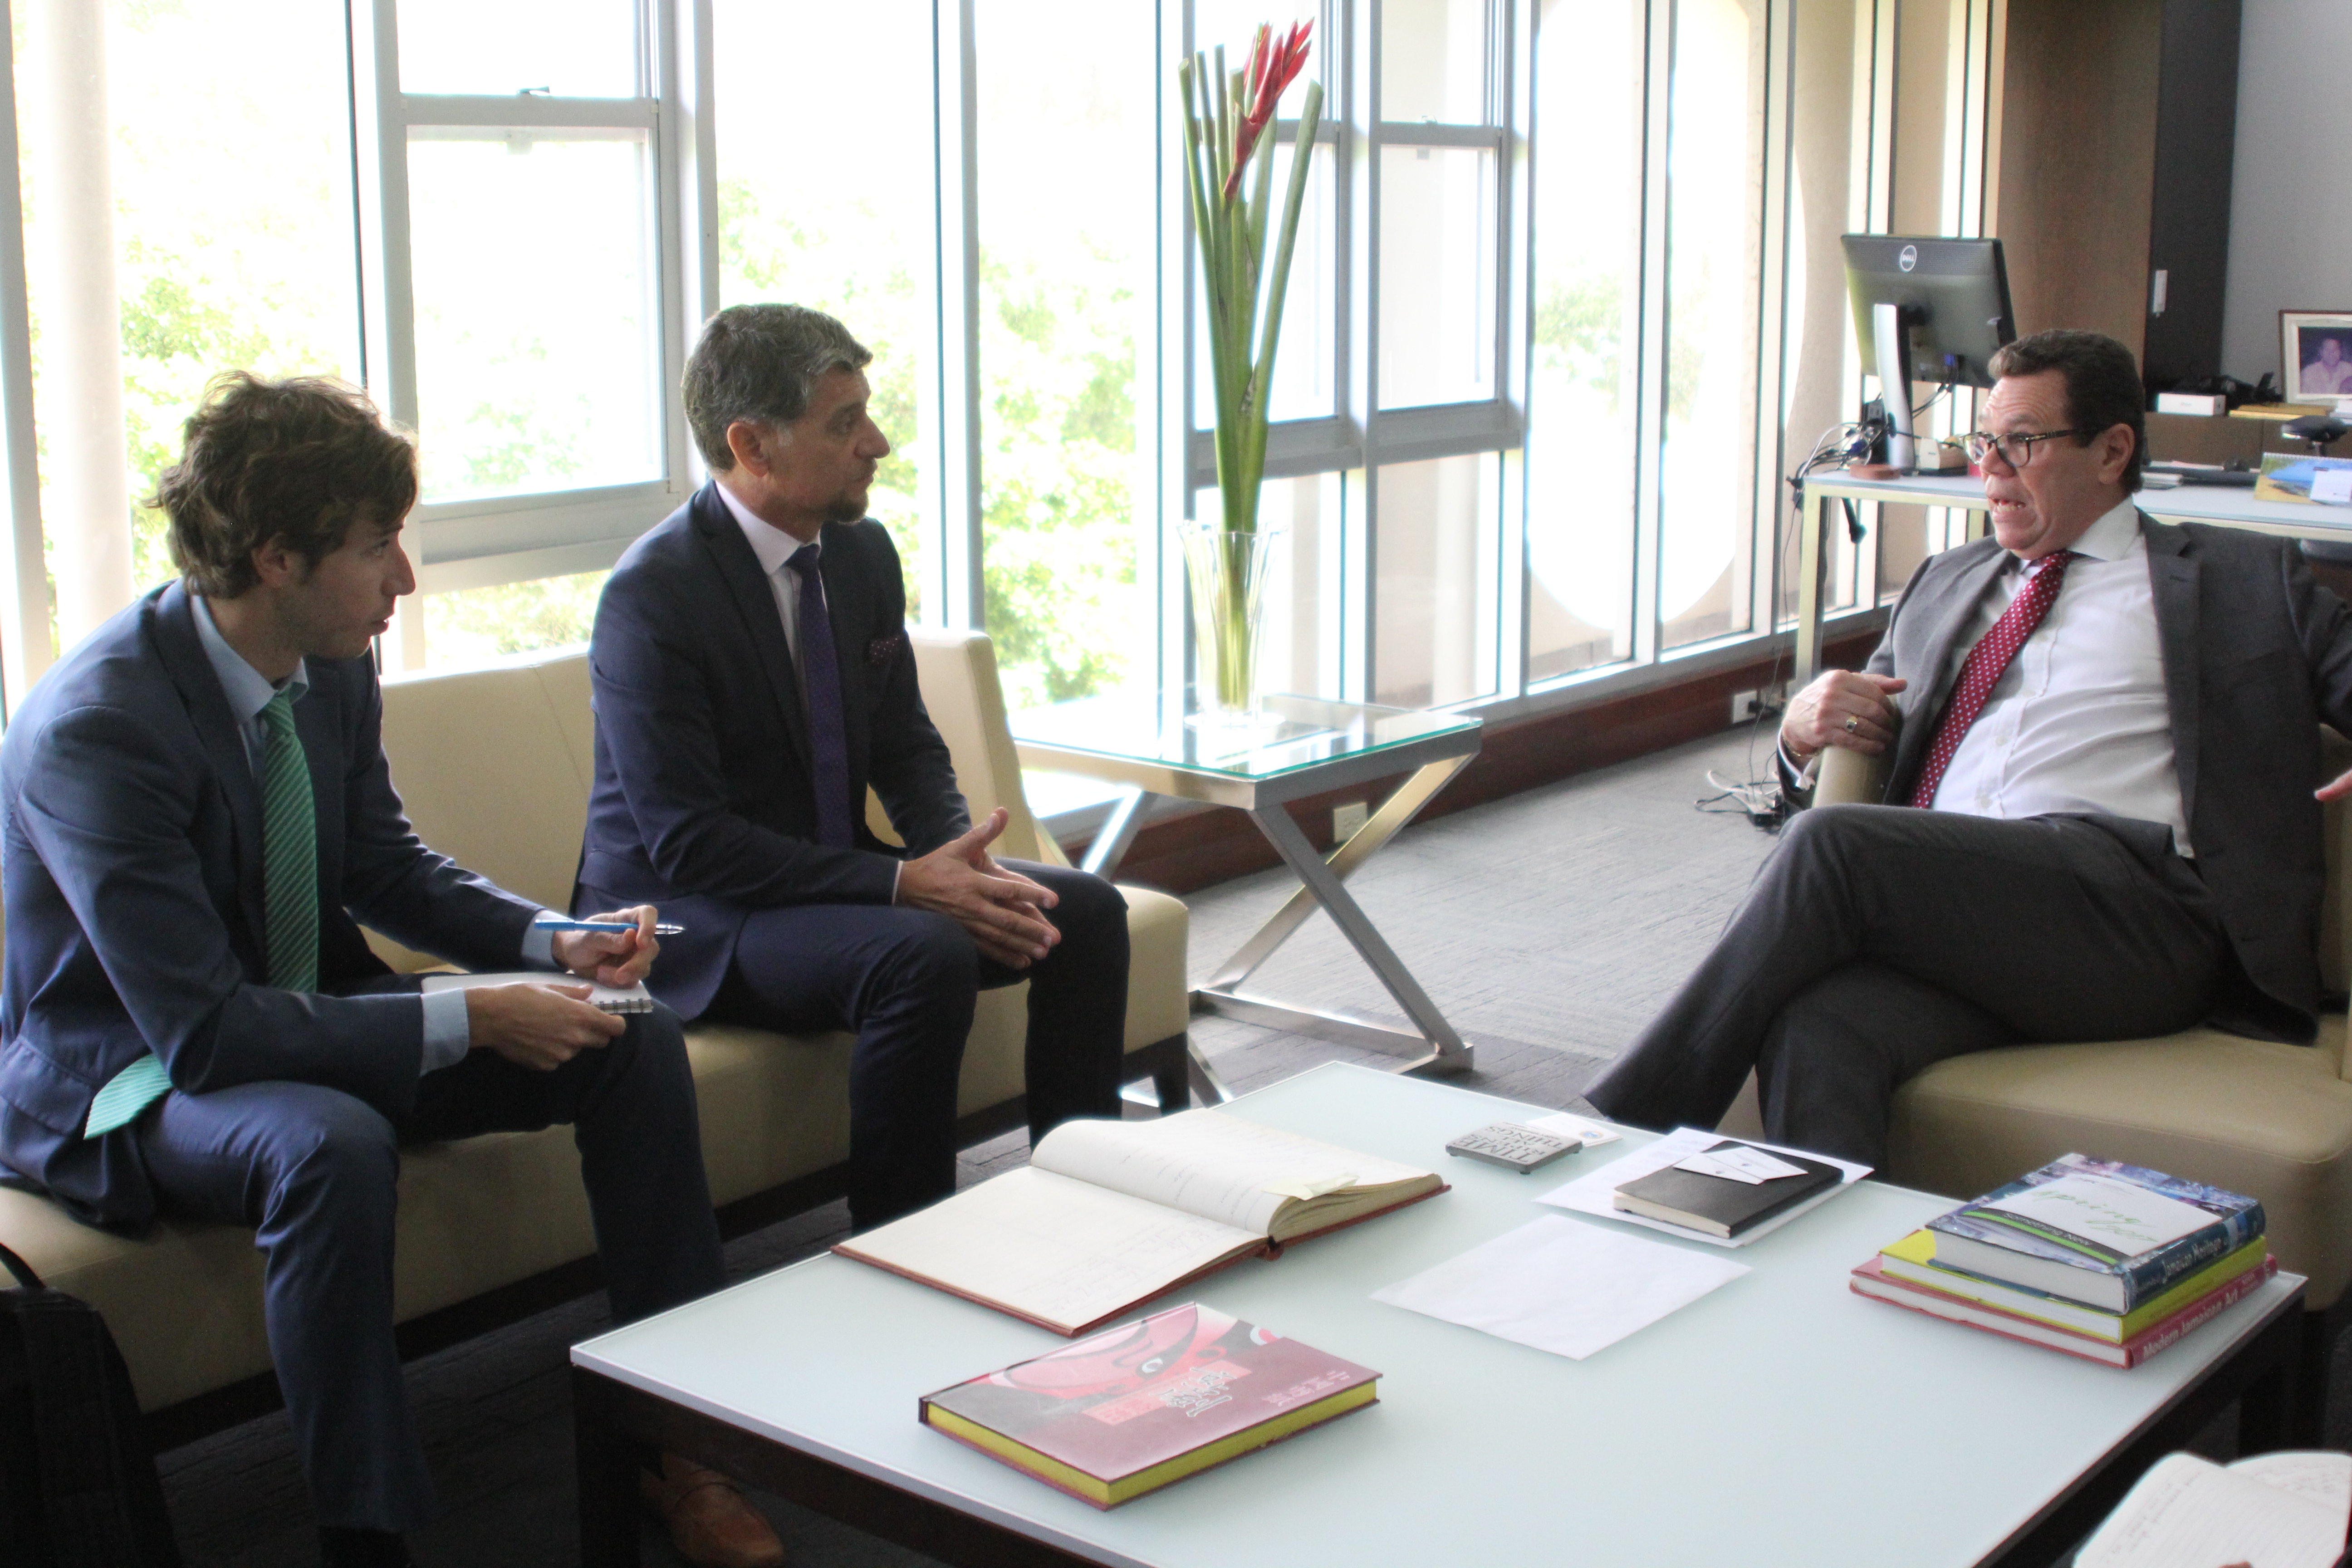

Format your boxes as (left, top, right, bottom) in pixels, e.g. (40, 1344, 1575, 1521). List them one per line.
(1898, 244, 1918, 273)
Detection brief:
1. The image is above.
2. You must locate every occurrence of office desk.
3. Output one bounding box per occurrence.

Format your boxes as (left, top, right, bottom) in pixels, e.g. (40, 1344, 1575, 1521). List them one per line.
(1794, 470, 2352, 683)
(573, 1063, 2302, 1568)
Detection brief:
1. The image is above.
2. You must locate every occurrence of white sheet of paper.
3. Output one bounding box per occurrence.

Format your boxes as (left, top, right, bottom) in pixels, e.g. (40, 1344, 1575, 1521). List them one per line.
(1370, 1215, 1749, 1360)
(1523, 1112, 1622, 1147)
(1537, 1127, 1872, 1248)
(2316, 468, 2352, 505)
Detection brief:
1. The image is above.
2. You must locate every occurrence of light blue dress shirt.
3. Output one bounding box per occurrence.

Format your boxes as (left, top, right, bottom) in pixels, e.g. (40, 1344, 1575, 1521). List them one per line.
(190, 596, 554, 1073)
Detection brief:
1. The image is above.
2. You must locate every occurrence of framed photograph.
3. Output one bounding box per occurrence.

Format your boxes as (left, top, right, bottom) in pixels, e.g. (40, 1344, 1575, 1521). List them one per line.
(2281, 310, 2352, 401)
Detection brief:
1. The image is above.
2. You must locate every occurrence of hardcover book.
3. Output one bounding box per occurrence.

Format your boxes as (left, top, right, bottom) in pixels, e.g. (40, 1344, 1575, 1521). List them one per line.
(1924, 1154, 2264, 1313)
(920, 1303, 1380, 1508)
(836, 1110, 1445, 1336)
(1610, 1140, 1843, 1239)
(1878, 1229, 2271, 1344)
(1850, 1253, 2278, 1368)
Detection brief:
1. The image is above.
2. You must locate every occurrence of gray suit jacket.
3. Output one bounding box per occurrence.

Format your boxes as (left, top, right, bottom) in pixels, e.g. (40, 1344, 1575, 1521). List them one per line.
(0, 583, 540, 1226)
(1862, 514, 2352, 1039)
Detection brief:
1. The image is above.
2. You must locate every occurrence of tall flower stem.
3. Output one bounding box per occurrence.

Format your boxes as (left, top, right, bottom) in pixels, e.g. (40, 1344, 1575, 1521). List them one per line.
(1177, 22, 1323, 716)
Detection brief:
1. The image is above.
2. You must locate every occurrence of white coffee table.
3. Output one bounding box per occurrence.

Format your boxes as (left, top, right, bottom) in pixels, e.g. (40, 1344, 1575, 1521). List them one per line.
(572, 1063, 2303, 1568)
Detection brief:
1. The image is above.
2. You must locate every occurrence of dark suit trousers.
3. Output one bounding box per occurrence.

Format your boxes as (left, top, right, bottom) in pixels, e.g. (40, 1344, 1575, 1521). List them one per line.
(704, 860, 1127, 1230)
(1583, 805, 2233, 1167)
(134, 1007, 722, 1534)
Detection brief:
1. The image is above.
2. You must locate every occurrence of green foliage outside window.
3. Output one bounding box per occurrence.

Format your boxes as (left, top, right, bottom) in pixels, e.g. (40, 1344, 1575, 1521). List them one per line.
(718, 177, 1142, 712)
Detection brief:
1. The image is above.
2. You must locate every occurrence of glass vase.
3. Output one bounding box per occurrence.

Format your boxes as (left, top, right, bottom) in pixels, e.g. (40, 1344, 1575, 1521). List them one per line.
(1179, 522, 1282, 729)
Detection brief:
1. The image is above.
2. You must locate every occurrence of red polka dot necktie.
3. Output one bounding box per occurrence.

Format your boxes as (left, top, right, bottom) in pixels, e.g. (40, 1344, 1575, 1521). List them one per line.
(1906, 550, 2078, 809)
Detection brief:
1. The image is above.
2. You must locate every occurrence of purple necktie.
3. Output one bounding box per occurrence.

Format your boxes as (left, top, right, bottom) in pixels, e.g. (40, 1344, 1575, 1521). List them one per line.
(787, 545, 854, 848)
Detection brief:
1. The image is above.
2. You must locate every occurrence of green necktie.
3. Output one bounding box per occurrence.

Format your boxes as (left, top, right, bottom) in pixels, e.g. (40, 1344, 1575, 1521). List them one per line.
(259, 686, 320, 993)
(87, 686, 318, 1138)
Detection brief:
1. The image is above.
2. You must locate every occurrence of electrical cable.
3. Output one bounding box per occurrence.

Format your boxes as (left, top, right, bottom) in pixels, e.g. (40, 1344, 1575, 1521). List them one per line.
(1696, 410, 1902, 833)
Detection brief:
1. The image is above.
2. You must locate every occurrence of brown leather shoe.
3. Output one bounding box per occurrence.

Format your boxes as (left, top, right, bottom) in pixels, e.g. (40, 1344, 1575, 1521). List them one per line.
(640, 1456, 786, 1568)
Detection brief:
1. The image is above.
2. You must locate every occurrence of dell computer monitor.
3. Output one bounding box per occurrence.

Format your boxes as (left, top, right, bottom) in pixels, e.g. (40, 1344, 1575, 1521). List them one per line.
(1841, 235, 2016, 469)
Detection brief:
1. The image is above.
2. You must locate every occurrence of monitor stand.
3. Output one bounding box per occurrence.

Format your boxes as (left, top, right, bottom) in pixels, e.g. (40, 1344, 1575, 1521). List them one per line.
(1873, 301, 1916, 472)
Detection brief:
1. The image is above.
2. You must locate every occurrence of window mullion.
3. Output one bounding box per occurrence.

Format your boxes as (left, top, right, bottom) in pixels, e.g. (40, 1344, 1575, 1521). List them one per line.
(352, 0, 417, 435)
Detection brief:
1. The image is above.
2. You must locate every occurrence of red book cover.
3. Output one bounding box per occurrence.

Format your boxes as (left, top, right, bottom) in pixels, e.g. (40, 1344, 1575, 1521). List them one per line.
(920, 1303, 1380, 1507)
(1850, 1253, 2277, 1368)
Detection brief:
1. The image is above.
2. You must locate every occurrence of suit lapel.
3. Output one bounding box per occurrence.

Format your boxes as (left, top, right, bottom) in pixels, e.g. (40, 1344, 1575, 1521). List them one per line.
(690, 484, 811, 766)
(2142, 514, 2202, 828)
(1892, 542, 2010, 791)
(152, 584, 270, 949)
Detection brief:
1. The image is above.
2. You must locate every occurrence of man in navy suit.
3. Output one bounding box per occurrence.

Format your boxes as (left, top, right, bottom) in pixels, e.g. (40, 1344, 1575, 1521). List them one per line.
(580, 303, 1128, 1230)
(0, 376, 780, 1568)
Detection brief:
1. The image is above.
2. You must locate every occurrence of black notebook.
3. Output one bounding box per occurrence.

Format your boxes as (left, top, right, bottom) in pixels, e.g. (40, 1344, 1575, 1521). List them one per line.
(1612, 1139, 1843, 1239)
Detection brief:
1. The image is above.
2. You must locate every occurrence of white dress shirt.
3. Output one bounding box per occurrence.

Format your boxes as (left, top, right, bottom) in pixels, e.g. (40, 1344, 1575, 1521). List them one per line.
(715, 478, 825, 711)
(1925, 498, 2192, 853)
(191, 594, 553, 1072)
(713, 480, 905, 895)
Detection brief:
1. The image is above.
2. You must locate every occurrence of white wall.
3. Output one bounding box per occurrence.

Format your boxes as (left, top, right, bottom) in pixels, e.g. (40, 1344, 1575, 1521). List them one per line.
(2222, 0, 2352, 382)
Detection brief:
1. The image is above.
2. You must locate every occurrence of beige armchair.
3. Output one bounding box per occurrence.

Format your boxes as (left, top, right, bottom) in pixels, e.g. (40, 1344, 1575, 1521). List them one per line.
(0, 630, 1192, 1444)
(1723, 723, 2352, 1441)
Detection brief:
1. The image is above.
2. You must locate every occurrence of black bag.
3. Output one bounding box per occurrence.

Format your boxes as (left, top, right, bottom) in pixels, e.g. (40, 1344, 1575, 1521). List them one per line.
(0, 1238, 181, 1566)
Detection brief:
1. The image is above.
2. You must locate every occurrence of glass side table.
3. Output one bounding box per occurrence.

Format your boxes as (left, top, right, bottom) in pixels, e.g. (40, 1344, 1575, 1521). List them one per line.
(1011, 693, 1484, 1098)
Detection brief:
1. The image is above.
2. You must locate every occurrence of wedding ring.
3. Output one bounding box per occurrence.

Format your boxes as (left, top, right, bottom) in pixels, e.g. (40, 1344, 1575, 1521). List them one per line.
(1842, 715, 1860, 733)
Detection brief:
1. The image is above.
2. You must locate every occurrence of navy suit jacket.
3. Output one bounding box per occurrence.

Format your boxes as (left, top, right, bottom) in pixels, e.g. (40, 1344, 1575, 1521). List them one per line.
(1862, 516, 2352, 1039)
(578, 484, 968, 1017)
(0, 583, 539, 1226)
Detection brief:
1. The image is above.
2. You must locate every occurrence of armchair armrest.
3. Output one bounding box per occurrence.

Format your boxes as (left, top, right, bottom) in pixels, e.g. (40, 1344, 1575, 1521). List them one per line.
(1813, 701, 1902, 808)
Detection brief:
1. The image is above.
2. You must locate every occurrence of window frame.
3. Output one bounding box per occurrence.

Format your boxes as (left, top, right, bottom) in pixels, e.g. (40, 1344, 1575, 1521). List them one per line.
(348, 0, 711, 600)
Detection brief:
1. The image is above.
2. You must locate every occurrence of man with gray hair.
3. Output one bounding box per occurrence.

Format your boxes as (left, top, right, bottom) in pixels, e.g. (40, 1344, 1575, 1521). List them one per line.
(579, 303, 1129, 1237)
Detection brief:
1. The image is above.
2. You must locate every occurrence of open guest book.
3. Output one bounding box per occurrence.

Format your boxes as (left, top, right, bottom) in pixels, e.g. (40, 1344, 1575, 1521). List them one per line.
(835, 1110, 1446, 1335)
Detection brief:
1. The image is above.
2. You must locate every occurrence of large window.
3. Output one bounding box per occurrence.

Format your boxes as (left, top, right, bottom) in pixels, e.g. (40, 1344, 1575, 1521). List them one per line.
(0, 0, 1956, 742)
(973, 0, 1157, 711)
(711, 0, 933, 615)
(14, 0, 360, 638)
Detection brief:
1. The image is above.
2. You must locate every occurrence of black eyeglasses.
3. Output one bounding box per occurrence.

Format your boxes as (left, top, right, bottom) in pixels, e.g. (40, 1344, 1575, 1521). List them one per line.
(1962, 429, 2087, 469)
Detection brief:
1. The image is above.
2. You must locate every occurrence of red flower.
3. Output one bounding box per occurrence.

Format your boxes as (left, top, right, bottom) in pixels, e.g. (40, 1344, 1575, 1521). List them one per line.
(1222, 20, 1314, 202)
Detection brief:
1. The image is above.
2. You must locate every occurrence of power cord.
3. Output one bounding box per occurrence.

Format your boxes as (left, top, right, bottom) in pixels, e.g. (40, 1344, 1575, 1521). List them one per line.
(1695, 418, 1877, 835)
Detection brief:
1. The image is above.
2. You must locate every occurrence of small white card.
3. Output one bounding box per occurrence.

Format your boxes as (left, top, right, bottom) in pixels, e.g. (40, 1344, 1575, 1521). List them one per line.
(1673, 1145, 1809, 1185)
(2314, 468, 2352, 505)
(1524, 1111, 1623, 1148)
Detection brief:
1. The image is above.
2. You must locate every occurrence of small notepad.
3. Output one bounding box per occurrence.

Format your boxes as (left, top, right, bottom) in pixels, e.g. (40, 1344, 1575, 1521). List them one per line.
(420, 971, 655, 1014)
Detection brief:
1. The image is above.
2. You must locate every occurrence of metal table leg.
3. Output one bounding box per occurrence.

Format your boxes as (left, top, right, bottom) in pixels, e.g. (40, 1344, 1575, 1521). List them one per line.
(1190, 755, 1476, 1077)
(1796, 481, 1830, 686)
(1079, 785, 1149, 877)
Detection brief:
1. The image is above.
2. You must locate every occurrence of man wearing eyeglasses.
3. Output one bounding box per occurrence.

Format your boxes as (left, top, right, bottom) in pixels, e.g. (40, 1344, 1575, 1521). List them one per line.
(1586, 327, 2352, 1165)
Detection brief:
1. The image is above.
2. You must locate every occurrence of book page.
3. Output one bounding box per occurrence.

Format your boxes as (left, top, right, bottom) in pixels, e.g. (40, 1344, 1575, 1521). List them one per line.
(835, 1167, 1263, 1334)
(1031, 1111, 1435, 1236)
(2078, 1452, 2348, 1568)
(2232, 1452, 2352, 1516)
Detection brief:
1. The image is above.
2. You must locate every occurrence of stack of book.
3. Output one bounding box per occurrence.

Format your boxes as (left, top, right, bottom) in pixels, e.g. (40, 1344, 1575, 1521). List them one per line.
(1850, 1153, 2275, 1367)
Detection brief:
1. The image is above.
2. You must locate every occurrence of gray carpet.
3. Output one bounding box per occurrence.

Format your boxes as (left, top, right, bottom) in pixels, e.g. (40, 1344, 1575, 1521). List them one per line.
(150, 725, 2295, 1565)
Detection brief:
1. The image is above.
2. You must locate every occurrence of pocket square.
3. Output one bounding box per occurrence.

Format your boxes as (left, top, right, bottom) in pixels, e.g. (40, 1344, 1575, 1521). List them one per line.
(867, 632, 906, 668)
